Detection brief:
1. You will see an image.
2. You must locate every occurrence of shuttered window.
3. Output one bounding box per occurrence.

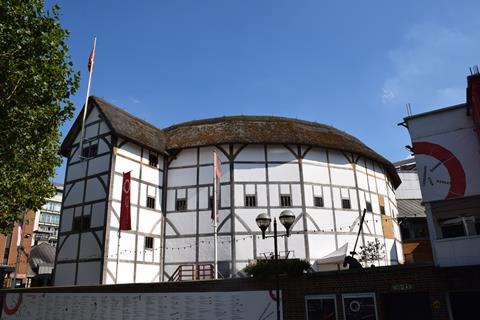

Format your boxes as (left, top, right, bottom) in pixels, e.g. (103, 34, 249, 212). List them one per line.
(280, 195, 292, 207)
(245, 195, 257, 207)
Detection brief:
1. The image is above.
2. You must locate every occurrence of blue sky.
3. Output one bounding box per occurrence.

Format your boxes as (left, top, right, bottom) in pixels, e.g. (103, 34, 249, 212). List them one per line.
(52, 0, 480, 183)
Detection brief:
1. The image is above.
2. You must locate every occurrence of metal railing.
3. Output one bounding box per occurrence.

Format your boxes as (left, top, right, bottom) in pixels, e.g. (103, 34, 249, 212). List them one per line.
(169, 264, 222, 281)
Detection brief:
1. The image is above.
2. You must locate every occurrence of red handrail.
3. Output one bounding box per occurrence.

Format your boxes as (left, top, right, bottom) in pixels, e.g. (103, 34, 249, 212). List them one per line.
(169, 264, 221, 281)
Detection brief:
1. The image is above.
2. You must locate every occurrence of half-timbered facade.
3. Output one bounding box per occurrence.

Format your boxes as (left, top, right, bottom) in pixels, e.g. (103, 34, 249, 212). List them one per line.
(55, 96, 403, 285)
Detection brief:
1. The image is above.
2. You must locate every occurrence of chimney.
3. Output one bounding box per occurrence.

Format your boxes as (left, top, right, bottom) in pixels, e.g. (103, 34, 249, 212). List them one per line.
(467, 67, 480, 141)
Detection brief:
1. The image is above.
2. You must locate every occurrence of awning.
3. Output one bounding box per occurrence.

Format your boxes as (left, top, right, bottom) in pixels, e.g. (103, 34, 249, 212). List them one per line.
(314, 243, 349, 265)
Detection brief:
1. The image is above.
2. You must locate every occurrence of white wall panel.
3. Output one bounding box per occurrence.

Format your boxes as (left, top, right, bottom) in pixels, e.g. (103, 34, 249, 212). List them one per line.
(168, 213, 196, 235)
(142, 165, 161, 185)
(168, 167, 197, 187)
(87, 154, 110, 176)
(221, 185, 230, 207)
(66, 162, 87, 182)
(304, 148, 328, 163)
(198, 235, 231, 261)
(308, 209, 335, 230)
(166, 190, 176, 211)
(235, 237, 254, 261)
(234, 209, 258, 232)
(322, 187, 332, 207)
(291, 184, 302, 206)
(115, 156, 141, 179)
(63, 181, 84, 207)
(136, 264, 160, 283)
(187, 188, 197, 210)
(302, 164, 330, 184)
(60, 208, 74, 232)
(287, 234, 306, 259)
(57, 234, 79, 261)
(169, 148, 197, 167)
(85, 106, 101, 124)
(235, 145, 265, 161)
(116, 141, 142, 162)
(99, 121, 110, 135)
(138, 209, 162, 234)
(269, 184, 279, 207)
(54, 263, 76, 286)
(164, 237, 196, 263)
(335, 211, 360, 233)
(268, 163, 300, 181)
(199, 146, 229, 164)
(328, 150, 352, 169)
(257, 184, 267, 207)
(199, 187, 208, 209)
(116, 262, 135, 284)
(304, 185, 314, 207)
(234, 163, 266, 181)
(356, 171, 369, 190)
(84, 177, 107, 202)
(234, 185, 244, 207)
(79, 232, 102, 259)
(267, 145, 296, 161)
(199, 164, 230, 184)
(330, 168, 356, 187)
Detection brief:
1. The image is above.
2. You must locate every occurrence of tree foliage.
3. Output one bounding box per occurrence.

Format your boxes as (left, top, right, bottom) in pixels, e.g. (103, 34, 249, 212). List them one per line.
(359, 238, 385, 266)
(0, 0, 79, 233)
(244, 259, 311, 278)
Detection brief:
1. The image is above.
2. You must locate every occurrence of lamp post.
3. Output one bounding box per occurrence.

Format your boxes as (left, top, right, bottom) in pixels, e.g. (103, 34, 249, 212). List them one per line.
(255, 210, 295, 320)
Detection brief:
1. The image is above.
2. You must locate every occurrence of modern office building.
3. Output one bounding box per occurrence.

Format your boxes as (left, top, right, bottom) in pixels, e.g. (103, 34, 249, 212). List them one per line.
(32, 184, 63, 247)
(54, 96, 404, 286)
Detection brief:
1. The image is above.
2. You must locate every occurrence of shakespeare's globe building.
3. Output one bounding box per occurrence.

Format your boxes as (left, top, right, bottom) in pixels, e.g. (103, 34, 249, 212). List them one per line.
(55, 97, 403, 285)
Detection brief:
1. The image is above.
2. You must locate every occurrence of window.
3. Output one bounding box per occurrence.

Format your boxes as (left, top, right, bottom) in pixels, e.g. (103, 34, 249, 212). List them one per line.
(366, 201, 372, 212)
(343, 293, 378, 320)
(280, 195, 292, 207)
(81, 144, 98, 158)
(148, 153, 158, 167)
(314, 196, 324, 208)
(145, 236, 154, 250)
(378, 195, 385, 215)
(305, 295, 337, 320)
(72, 215, 90, 232)
(380, 205, 386, 215)
(342, 199, 351, 209)
(146, 196, 155, 209)
(176, 198, 187, 211)
(400, 224, 411, 241)
(245, 195, 257, 207)
(441, 223, 465, 238)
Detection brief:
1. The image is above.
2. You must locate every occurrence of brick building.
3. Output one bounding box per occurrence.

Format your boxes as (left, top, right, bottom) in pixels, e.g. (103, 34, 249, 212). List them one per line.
(0, 210, 35, 288)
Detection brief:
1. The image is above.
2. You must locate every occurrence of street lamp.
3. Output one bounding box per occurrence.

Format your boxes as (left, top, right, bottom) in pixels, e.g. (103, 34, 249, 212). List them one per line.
(255, 210, 296, 320)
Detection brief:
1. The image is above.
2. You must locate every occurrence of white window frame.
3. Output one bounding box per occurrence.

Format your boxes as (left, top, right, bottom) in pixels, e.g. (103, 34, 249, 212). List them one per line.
(305, 294, 338, 320)
(342, 292, 378, 320)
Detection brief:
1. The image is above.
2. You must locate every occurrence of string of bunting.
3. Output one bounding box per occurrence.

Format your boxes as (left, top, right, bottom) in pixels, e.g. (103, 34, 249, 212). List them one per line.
(93, 218, 394, 258)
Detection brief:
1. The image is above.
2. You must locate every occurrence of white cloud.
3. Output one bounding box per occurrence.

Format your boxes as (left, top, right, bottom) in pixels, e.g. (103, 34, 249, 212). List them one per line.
(381, 23, 479, 108)
(130, 97, 141, 104)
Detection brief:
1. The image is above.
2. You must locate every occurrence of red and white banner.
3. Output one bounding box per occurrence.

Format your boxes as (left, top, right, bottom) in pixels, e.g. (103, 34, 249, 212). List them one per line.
(120, 172, 131, 230)
(87, 45, 95, 72)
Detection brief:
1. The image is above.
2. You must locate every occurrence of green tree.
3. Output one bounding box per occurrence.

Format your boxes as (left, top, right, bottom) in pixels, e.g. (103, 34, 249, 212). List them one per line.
(359, 238, 385, 266)
(0, 0, 79, 233)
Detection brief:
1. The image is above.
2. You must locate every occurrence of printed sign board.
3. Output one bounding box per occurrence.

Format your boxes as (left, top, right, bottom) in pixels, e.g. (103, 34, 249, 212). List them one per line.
(1, 290, 280, 320)
(406, 105, 480, 202)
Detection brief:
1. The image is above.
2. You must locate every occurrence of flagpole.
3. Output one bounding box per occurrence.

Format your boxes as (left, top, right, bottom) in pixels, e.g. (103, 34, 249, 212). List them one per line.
(79, 36, 96, 160)
(213, 151, 218, 280)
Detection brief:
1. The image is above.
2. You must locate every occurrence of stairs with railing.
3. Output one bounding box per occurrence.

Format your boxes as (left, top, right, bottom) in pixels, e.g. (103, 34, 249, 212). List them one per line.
(168, 264, 222, 281)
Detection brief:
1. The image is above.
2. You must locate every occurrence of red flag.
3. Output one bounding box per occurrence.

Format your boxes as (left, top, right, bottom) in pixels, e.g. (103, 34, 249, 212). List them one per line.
(214, 152, 221, 178)
(87, 46, 95, 72)
(212, 152, 221, 220)
(120, 172, 131, 230)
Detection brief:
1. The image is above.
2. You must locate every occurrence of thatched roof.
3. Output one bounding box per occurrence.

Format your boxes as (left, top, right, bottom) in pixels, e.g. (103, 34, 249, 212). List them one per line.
(61, 97, 401, 188)
(60, 96, 166, 156)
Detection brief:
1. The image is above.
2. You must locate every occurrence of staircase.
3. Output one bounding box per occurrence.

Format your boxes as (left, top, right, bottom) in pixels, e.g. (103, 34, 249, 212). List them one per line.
(168, 264, 222, 281)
